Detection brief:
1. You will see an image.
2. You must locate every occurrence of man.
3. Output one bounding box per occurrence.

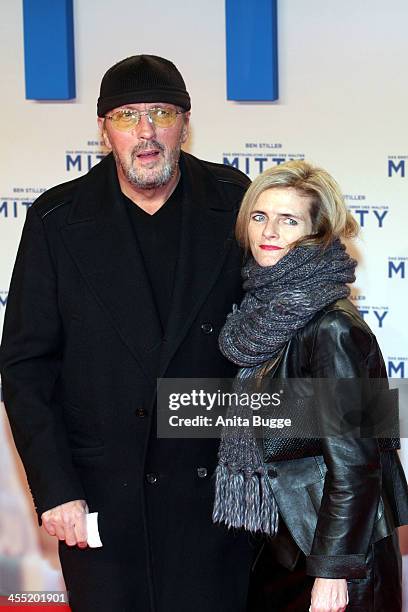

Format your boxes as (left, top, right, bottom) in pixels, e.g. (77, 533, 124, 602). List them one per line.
(0, 55, 253, 611)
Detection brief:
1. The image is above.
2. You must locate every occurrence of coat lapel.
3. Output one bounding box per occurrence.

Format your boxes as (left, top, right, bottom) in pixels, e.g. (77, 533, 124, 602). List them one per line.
(159, 153, 241, 375)
(60, 155, 163, 382)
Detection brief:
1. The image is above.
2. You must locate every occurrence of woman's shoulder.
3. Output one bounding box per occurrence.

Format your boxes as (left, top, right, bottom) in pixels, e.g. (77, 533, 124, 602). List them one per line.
(304, 298, 378, 367)
(309, 298, 374, 338)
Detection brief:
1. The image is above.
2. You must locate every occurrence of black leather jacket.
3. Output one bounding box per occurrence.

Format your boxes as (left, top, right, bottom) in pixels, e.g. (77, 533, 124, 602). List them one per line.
(263, 299, 408, 579)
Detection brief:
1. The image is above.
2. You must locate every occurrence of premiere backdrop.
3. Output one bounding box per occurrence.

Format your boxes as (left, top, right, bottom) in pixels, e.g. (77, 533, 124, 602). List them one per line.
(0, 0, 407, 602)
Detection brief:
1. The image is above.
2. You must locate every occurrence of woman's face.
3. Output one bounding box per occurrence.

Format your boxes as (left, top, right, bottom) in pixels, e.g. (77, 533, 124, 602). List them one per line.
(248, 187, 314, 267)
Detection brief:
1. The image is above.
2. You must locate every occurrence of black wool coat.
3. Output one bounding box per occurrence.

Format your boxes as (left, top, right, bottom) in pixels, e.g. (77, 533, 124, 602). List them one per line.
(0, 152, 255, 612)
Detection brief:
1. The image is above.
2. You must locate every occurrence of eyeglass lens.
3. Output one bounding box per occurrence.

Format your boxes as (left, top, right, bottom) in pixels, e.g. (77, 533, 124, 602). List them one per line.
(109, 108, 179, 131)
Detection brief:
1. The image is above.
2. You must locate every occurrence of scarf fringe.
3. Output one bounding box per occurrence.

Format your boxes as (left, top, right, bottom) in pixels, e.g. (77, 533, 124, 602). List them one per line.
(260, 472, 279, 535)
(213, 464, 278, 536)
(244, 472, 260, 532)
(212, 464, 228, 523)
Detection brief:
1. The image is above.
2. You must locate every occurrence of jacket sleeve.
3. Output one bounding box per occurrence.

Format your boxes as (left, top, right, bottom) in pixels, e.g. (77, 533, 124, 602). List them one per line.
(0, 206, 85, 520)
(305, 309, 382, 579)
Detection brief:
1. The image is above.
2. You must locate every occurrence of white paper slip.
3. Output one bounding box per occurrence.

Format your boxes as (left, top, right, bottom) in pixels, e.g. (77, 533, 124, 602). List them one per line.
(86, 512, 103, 548)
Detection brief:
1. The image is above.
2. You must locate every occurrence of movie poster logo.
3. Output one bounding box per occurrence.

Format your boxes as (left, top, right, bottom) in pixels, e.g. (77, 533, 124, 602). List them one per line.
(65, 140, 107, 173)
(388, 155, 407, 178)
(388, 257, 407, 279)
(345, 195, 389, 230)
(350, 294, 389, 329)
(388, 356, 408, 379)
(222, 142, 304, 176)
(0, 188, 46, 219)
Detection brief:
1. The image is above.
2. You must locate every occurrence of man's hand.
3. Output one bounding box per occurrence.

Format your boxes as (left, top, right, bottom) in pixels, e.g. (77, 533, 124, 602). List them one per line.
(41, 499, 89, 548)
(310, 577, 348, 612)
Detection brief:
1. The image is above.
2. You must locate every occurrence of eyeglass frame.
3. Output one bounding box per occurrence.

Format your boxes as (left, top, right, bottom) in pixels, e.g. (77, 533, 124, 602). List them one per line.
(104, 107, 186, 130)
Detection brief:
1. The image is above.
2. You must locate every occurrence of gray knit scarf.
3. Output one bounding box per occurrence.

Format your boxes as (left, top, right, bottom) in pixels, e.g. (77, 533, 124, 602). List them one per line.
(212, 240, 356, 535)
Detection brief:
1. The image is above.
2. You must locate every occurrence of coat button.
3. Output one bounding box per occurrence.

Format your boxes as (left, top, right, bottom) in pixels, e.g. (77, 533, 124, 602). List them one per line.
(201, 322, 213, 334)
(146, 473, 158, 484)
(197, 467, 208, 478)
(135, 408, 147, 418)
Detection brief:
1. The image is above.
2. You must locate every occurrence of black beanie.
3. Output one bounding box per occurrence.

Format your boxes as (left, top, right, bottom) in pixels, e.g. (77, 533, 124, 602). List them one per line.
(97, 55, 191, 117)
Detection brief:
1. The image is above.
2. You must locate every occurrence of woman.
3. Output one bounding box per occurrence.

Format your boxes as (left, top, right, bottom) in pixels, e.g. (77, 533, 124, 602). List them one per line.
(213, 161, 408, 611)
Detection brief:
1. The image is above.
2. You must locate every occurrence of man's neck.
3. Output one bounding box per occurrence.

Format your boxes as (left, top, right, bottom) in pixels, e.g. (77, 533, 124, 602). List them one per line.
(118, 167, 181, 216)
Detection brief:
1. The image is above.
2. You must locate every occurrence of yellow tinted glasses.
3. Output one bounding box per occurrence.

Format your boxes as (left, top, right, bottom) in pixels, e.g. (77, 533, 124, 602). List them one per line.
(105, 107, 185, 131)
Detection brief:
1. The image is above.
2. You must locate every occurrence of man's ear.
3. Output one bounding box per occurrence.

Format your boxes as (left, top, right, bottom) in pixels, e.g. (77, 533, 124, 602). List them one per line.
(180, 111, 191, 144)
(98, 117, 112, 150)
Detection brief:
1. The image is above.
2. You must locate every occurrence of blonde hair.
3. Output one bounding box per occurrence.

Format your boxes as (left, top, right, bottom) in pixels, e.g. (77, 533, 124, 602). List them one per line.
(236, 160, 358, 251)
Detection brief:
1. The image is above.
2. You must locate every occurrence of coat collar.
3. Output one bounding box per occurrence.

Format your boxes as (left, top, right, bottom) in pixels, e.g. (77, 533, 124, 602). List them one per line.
(60, 152, 241, 379)
(158, 152, 239, 375)
(61, 155, 163, 381)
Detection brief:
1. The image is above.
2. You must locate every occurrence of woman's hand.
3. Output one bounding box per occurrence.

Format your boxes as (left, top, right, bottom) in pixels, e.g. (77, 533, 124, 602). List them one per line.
(310, 577, 348, 612)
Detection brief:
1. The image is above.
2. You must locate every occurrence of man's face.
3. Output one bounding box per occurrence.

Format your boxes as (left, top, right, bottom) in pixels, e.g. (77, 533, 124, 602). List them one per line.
(98, 103, 190, 190)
